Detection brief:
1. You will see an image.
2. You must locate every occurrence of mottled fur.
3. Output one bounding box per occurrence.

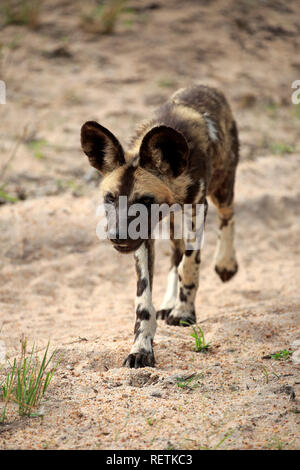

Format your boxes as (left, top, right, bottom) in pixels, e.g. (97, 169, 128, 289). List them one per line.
(81, 85, 239, 368)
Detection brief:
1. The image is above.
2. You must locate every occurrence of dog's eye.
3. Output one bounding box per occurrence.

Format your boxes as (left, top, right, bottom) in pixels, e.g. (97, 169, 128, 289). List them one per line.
(104, 192, 116, 204)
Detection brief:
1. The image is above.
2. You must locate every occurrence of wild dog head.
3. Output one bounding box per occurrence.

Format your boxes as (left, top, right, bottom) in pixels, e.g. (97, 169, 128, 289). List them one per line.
(81, 121, 189, 253)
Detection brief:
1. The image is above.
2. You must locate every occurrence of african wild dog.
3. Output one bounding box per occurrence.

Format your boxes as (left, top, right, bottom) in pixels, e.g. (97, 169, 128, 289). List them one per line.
(81, 85, 239, 369)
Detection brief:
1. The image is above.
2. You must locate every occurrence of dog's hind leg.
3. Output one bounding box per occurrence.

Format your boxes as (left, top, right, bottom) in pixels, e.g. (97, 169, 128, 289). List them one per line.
(211, 121, 239, 282)
(156, 237, 184, 321)
(212, 200, 238, 282)
(158, 201, 207, 326)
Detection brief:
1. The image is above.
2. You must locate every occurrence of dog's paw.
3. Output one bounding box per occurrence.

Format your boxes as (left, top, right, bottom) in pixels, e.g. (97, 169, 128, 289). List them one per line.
(166, 308, 196, 327)
(123, 350, 155, 369)
(156, 308, 172, 320)
(157, 306, 196, 326)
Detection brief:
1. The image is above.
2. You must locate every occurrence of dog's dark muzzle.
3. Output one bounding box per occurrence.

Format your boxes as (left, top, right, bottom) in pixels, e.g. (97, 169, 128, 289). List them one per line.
(107, 208, 149, 254)
(110, 237, 143, 254)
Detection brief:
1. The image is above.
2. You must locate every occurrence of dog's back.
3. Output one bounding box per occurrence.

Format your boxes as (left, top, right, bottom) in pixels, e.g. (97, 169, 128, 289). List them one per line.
(129, 85, 238, 204)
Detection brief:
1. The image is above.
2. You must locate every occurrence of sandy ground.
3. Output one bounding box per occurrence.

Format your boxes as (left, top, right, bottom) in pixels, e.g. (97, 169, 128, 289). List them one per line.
(0, 0, 300, 450)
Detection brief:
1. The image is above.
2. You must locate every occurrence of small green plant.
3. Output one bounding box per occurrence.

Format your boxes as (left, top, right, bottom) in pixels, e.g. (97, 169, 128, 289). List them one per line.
(176, 373, 202, 390)
(266, 103, 278, 117)
(1, 358, 17, 421)
(260, 364, 279, 383)
(191, 325, 210, 352)
(80, 0, 127, 34)
(146, 417, 154, 426)
(0, 337, 59, 422)
(0, 186, 18, 203)
(166, 443, 175, 450)
(27, 138, 47, 160)
(271, 349, 293, 361)
(186, 323, 211, 353)
(261, 365, 269, 383)
(180, 321, 211, 352)
(56, 179, 80, 191)
(158, 78, 176, 88)
(0, 0, 43, 29)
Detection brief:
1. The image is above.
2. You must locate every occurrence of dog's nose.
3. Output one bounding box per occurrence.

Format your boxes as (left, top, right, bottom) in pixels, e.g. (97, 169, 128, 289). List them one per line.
(108, 229, 127, 245)
(108, 228, 119, 243)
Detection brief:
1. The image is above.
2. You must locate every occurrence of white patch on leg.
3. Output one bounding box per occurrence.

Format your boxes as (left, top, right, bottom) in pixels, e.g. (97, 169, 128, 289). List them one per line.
(135, 243, 152, 306)
(169, 250, 200, 321)
(160, 266, 178, 310)
(130, 305, 156, 355)
(215, 217, 237, 271)
(132, 243, 156, 354)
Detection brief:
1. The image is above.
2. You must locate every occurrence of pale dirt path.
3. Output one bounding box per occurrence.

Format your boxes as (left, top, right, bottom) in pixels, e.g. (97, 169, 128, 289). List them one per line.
(0, 153, 299, 450)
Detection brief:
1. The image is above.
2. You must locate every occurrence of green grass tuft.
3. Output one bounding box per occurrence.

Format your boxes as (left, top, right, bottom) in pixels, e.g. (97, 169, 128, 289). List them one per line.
(270, 142, 295, 155)
(27, 139, 47, 160)
(146, 417, 154, 426)
(158, 78, 177, 88)
(190, 325, 211, 353)
(0, 186, 18, 203)
(0, 337, 60, 422)
(176, 373, 202, 390)
(270, 349, 293, 361)
(181, 321, 211, 353)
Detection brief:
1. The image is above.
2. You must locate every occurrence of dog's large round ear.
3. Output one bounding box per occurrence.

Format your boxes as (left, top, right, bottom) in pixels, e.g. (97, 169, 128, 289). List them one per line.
(81, 121, 125, 175)
(139, 125, 189, 177)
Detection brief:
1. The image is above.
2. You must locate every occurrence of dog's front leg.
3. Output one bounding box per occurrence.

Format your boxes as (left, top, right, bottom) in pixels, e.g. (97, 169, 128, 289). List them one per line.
(123, 239, 156, 368)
